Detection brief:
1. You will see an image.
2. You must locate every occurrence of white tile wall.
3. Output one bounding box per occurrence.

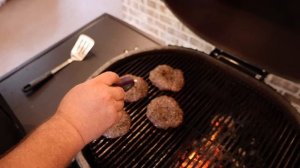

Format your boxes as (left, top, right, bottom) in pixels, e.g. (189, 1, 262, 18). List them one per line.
(122, 0, 214, 54)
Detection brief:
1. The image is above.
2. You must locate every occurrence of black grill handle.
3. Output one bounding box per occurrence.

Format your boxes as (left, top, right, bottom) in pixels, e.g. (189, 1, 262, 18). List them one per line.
(210, 49, 268, 81)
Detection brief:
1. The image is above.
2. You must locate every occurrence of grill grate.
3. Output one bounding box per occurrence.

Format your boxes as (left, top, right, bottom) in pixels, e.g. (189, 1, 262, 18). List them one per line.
(82, 48, 300, 168)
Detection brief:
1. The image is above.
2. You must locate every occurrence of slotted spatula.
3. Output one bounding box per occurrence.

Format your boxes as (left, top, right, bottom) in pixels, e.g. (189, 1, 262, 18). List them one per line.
(23, 34, 95, 94)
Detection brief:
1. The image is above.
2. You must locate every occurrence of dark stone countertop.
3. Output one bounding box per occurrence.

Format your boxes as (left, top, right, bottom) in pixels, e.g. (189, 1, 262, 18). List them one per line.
(0, 14, 161, 132)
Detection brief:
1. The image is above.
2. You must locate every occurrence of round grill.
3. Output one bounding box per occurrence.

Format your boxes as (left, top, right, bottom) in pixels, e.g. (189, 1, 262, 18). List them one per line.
(82, 47, 300, 168)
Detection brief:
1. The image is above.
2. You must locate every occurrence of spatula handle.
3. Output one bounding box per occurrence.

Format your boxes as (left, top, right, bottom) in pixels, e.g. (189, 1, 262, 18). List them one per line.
(22, 71, 53, 94)
(22, 59, 73, 94)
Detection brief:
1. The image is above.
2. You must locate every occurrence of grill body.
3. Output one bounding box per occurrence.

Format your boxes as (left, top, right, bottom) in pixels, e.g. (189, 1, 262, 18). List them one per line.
(82, 47, 300, 168)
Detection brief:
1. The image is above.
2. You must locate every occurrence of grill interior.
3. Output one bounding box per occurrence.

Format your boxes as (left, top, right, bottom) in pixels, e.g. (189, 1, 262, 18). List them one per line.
(82, 48, 300, 168)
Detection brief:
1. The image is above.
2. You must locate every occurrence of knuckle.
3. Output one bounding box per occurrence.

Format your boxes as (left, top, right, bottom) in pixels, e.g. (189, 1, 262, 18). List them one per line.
(113, 102, 123, 113)
(116, 112, 123, 122)
(102, 89, 113, 100)
(106, 71, 119, 78)
(113, 105, 121, 112)
(73, 83, 83, 90)
(121, 101, 125, 108)
(119, 101, 125, 109)
(101, 91, 113, 101)
(112, 110, 122, 122)
(102, 71, 119, 80)
(116, 87, 125, 98)
(109, 106, 116, 113)
(120, 88, 126, 96)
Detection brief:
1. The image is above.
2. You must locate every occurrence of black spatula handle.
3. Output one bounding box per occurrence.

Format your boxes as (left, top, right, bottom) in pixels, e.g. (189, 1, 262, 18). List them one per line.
(22, 72, 54, 94)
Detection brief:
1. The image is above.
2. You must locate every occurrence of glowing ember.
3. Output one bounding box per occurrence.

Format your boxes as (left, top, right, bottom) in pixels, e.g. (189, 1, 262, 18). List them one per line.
(179, 115, 236, 168)
(180, 131, 223, 168)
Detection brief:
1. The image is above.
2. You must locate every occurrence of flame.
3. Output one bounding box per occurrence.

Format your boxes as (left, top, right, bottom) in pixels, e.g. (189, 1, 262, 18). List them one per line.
(180, 115, 233, 168)
(188, 151, 196, 160)
(180, 130, 222, 168)
(180, 150, 210, 168)
(210, 130, 219, 141)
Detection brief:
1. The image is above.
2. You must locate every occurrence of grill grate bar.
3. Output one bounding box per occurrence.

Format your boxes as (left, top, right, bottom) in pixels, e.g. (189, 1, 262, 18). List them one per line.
(282, 137, 299, 168)
(264, 123, 290, 164)
(270, 128, 296, 167)
(280, 133, 299, 168)
(291, 147, 300, 167)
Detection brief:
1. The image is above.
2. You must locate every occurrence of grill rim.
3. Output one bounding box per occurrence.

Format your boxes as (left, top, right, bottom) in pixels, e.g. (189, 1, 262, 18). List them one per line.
(89, 46, 300, 127)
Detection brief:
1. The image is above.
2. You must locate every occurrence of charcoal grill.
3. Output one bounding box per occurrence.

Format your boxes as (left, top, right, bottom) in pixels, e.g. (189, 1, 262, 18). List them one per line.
(80, 47, 300, 168)
(78, 0, 300, 167)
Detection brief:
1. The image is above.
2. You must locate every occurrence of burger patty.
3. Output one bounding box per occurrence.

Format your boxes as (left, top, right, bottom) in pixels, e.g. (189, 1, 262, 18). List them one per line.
(146, 96, 183, 129)
(123, 74, 148, 102)
(103, 111, 131, 139)
(149, 65, 184, 92)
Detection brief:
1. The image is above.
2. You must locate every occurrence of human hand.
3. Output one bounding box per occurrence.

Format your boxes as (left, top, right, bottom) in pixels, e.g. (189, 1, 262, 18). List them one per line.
(55, 71, 125, 145)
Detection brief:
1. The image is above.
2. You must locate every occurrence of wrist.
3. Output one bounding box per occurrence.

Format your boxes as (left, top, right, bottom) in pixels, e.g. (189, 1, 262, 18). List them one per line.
(0, 114, 87, 168)
(50, 114, 85, 148)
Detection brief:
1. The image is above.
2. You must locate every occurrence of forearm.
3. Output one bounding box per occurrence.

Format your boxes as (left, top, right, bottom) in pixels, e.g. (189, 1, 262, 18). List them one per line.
(0, 114, 84, 168)
(0, 72, 124, 167)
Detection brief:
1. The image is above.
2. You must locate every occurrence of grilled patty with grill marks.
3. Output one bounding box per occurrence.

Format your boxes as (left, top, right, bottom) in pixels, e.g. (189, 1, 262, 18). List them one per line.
(123, 74, 148, 102)
(103, 111, 131, 138)
(146, 96, 183, 129)
(149, 65, 184, 92)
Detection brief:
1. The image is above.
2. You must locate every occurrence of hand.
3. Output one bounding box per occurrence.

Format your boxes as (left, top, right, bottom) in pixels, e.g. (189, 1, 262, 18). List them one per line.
(55, 71, 125, 145)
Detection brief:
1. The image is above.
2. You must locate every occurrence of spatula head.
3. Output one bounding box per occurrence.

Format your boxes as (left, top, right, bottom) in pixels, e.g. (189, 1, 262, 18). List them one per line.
(71, 34, 95, 61)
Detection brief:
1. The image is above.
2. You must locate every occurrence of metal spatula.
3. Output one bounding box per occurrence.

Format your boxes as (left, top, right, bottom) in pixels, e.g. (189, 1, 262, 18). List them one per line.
(23, 34, 95, 94)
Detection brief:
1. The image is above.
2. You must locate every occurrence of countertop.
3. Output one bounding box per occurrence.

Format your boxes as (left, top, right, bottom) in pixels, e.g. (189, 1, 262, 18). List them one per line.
(0, 14, 161, 132)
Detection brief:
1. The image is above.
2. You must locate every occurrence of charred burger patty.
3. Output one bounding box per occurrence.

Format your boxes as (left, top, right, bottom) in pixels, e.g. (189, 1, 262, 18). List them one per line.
(146, 96, 183, 129)
(122, 74, 148, 102)
(149, 65, 184, 92)
(103, 111, 131, 138)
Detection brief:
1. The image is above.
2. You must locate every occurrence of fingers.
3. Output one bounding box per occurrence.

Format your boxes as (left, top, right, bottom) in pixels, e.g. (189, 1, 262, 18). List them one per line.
(94, 71, 120, 85)
(91, 71, 125, 100)
(114, 100, 124, 112)
(116, 110, 124, 122)
(108, 87, 125, 101)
